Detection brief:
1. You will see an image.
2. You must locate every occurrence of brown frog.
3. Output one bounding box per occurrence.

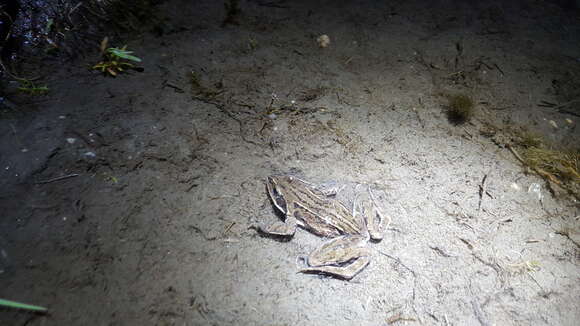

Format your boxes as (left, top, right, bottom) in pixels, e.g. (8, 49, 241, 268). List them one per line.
(259, 175, 389, 280)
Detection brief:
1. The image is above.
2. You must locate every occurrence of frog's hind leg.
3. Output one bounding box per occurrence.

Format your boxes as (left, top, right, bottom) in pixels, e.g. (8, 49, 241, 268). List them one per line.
(300, 235, 371, 280)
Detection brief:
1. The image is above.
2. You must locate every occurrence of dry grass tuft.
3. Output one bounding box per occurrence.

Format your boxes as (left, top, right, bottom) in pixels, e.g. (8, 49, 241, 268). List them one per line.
(516, 130, 544, 148)
(522, 147, 580, 182)
(445, 94, 474, 125)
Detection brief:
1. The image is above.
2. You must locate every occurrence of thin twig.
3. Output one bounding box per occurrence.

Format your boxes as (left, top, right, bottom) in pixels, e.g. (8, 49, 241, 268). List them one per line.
(192, 95, 263, 147)
(411, 107, 425, 129)
(223, 221, 236, 236)
(550, 98, 580, 111)
(429, 245, 457, 257)
(379, 251, 421, 322)
(478, 174, 488, 212)
(493, 63, 504, 76)
(557, 109, 580, 117)
(539, 98, 580, 117)
(386, 313, 417, 324)
(35, 173, 79, 184)
(379, 251, 416, 276)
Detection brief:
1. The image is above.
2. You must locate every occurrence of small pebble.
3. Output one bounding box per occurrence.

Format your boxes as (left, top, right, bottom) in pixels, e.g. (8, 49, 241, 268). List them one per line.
(317, 34, 331, 48)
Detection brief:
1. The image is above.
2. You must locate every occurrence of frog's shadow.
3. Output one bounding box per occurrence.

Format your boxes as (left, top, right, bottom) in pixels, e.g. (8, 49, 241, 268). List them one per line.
(253, 227, 294, 242)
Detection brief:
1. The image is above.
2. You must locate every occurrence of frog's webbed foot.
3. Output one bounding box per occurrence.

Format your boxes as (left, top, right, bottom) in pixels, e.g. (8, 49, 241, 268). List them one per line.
(300, 235, 371, 280)
(258, 215, 297, 237)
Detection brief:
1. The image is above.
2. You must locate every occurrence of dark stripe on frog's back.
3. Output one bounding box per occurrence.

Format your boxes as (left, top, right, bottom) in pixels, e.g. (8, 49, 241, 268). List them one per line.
(266, 178, 288, 212)
(293, 207, 341, 237)
(308, 200, 361, 233)
(285, 182, 363, 236)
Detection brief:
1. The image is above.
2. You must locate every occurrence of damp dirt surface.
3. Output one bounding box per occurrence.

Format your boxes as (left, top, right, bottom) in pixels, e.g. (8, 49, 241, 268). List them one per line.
(1, 1, 580, 325)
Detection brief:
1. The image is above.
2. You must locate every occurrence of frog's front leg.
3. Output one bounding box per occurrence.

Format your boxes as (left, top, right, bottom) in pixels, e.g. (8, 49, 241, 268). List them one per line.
(300, 235, 371, 280)
(258, 214, 297, 236)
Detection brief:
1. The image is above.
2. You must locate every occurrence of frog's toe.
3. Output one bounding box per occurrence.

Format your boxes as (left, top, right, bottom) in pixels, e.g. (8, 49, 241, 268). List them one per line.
(258, 221, 296, 237)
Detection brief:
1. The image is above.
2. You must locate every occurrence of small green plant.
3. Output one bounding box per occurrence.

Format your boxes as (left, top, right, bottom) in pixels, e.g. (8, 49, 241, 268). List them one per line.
(16, 78, 49, 95)
(248, 37, 258, 51)
(93, 43, 142, 77)
(445, 94, 474, 124)
(0, 298, 47, 312)
(102, 172, 119, 184)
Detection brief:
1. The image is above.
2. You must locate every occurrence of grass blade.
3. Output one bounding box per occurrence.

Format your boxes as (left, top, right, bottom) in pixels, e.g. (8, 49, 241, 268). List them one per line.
(0, 298, 47, 312)
(108, 48, 142, 62)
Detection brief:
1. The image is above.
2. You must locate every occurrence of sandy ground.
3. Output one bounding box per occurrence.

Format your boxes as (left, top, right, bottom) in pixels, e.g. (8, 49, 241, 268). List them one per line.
(1, 0, 579, 325)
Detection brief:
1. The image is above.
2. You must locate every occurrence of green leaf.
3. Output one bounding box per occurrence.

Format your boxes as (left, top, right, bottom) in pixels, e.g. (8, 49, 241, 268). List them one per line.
(0, 298, 47, 312)
(107, 47, 142, 62)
